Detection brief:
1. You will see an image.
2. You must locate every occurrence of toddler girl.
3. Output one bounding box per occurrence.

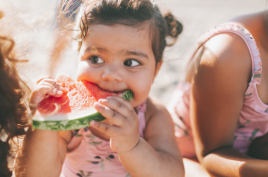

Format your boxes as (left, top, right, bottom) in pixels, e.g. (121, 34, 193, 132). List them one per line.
(169, 9, 268, 176)
(22, 0, 184, 177)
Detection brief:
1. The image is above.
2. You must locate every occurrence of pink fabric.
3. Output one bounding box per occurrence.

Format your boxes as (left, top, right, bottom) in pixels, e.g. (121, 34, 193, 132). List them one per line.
(60, 102, 146, 177)
(168, 23, 268, 158)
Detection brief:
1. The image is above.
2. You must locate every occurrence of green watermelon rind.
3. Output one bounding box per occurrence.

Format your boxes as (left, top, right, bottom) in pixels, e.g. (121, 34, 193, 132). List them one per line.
(32, 90, 133, 131)
(122, 90, 133, 102)
(32, 112, 105, 131)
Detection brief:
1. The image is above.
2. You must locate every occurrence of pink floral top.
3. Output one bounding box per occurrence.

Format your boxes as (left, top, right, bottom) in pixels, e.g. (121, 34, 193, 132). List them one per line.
(199, 23, 264, 153)
(169, 23, 268, 157)
(60, 102, 147, 177)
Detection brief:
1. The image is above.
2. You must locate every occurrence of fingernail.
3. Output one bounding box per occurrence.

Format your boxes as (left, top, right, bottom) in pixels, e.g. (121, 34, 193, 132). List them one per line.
(94, 102, 101, 107)
(98, 99, 105, 103)
(57, 91, 63, 94)
(90, 120, 96, 126)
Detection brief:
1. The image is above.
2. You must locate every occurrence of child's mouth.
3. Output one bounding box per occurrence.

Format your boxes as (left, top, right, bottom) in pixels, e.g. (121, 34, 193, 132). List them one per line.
(94, 83, 128, 95)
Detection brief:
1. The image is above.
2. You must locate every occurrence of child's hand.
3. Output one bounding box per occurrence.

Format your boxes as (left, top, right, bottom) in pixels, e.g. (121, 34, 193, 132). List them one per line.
(91, 96, 140, 154)
(30, 77, 63, 105)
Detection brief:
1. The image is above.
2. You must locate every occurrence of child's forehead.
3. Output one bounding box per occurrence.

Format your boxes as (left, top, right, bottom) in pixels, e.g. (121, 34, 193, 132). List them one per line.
(81, 24, 153, 54)
(88, 23, 150, 36)
(83, 45, 149, 59)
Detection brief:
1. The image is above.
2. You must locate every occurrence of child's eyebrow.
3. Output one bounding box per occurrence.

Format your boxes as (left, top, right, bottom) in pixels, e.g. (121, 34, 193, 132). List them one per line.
(124, 50, 148, 59)
(85, 46, 108, 53)
(84, 46, 148, 59)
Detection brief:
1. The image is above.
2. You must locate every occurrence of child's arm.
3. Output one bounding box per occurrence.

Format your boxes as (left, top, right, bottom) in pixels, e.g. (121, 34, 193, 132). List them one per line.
(119, 97, 185, 177)
(91, 96, 184, 177)
(190, 33, 268, 176)
(20, 77, 71, 177)
(21, 130, 71, 177)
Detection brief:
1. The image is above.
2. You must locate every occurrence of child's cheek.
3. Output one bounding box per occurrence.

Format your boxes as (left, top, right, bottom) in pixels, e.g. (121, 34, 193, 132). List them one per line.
(76, 62, 91, 80)
(134, 80, 151, 100)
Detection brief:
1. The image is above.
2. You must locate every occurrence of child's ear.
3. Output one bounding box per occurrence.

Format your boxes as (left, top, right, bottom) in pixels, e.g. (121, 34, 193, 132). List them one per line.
(154, 60, 163, 79)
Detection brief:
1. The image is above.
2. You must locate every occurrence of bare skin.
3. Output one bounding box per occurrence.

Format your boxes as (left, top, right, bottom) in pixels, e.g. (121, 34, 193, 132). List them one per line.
(187, 10, 268, 176)
(21, 24, 184, 177)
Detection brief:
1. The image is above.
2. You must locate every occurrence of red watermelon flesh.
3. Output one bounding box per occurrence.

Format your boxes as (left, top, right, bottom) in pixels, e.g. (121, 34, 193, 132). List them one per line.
(37, 73, 118, 115)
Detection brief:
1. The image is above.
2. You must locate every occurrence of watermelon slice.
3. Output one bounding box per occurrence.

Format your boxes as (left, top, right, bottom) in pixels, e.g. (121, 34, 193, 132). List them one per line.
(32, 73, 133, 131)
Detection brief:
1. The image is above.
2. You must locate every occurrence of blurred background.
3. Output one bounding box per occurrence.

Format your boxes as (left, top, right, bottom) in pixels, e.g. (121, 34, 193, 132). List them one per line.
(0, 0, 266, 104)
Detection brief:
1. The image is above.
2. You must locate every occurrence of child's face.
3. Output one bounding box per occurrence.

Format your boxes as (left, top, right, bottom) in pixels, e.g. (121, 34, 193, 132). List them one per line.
(77, 24, 161, 107)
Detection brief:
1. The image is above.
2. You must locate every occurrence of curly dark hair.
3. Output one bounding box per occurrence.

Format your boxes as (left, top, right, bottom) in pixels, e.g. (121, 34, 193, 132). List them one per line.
(58, 0, 183, 65)
(0, 35, 30, 177)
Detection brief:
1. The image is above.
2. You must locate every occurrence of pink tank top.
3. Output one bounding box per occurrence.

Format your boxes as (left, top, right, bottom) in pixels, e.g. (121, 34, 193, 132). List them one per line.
(169, 23, 268, 157)
(60, 102, 147, 177)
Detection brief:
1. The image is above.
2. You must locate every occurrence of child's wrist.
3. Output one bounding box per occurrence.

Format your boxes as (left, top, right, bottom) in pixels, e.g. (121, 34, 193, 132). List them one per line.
(117, 137, 141, 155)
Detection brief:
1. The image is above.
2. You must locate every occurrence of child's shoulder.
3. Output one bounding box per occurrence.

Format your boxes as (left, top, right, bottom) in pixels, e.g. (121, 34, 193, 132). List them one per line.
(204, 32, 250, 65)
(202, 12, 263, 71)
(201, 29, 252, 83)
(142, 96, 178, 152)
(144, 96, 172, 124)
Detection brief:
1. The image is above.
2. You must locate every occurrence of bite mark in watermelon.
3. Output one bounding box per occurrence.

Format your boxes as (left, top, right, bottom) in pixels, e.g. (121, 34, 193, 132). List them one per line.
(32, 73, 133, 131)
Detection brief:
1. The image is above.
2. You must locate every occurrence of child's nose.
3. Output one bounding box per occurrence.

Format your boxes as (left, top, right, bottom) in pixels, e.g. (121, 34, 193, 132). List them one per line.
(101, 65, 123, 82)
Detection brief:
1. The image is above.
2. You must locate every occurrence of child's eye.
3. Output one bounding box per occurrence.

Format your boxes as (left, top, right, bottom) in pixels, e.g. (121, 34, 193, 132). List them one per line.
(88, 56, 104, 64)
(124, 59, 140, 67)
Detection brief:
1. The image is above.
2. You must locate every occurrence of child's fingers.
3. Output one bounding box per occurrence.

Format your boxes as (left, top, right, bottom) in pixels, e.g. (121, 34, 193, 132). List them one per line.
(107, 96, 133, 110)
(37, 84, 63, 97)
(36, 76, 50, 84)
(30, 84, 62, 105)
(41, 79, 62, 90)
(94, 102, 125, 126)
(90, 120, 119, 136)
(46, 87, 63, 97)
(47, 90, 63, 97)
(98, 97, 134, 118)
(39, 78, 62, 90)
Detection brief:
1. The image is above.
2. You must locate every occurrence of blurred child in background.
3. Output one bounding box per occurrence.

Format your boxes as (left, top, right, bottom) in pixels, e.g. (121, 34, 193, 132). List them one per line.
(169, 9, 268, 176)
(0, 11, 31, 177)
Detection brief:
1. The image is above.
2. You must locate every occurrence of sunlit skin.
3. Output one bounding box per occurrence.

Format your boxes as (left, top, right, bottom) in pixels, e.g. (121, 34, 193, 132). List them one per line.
(23, 24, 184, 177)
(75, 24, 159, 148)
(184, 10, 268, 176)
(77, 24, 157, 108)
(76, 24, 158, 142)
